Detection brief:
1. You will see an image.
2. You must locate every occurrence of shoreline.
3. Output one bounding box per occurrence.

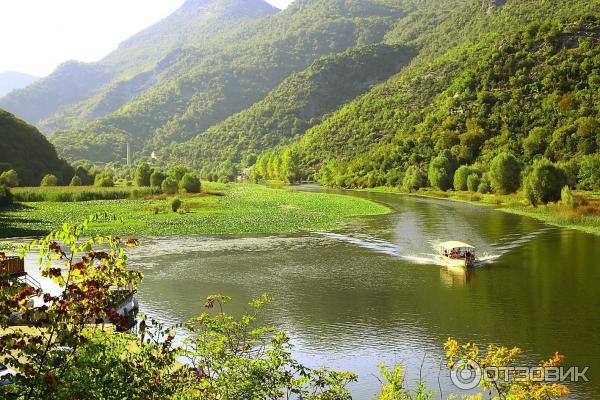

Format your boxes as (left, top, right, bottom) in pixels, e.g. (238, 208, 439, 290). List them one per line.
(356, 186, 600, 236)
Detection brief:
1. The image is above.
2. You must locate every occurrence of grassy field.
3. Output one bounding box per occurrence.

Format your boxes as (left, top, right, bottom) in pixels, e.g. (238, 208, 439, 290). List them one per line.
(365, 187, 600, 235)
(0, 183, 389, 238)
(11, 186, 160, 202)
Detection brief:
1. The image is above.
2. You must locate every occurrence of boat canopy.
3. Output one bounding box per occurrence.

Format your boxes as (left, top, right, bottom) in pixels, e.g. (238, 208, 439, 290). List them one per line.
(440, 241, 475, 251)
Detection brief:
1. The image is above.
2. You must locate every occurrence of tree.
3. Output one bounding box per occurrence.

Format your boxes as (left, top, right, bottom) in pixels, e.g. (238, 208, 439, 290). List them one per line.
(524, 158, 567, 206)
(577, 154, 600, 190)
(0, 184, 12, 206)
(0, 169, 19, 187)
(281, 147, 301, 183)
(69, 175, 83, 186)
(134, 163, 152, 187)
(489, 152, 521, 194)
(402, 166, 427, 192)
(453, 165, 475, 191)
(40, 174, 58, 187)
(179, 173, 201, 193)
(523, 127, 550, 157)
(168, 165, 191, 182)
(467, 173, 481, 192)
(94, 173, 114, 187)
(150, 170, 166, 188)
(162, 177, 179, 195)
(171, 197, 182, 212)
(478, 174, 491, 194)
(428, 150, 457, 191)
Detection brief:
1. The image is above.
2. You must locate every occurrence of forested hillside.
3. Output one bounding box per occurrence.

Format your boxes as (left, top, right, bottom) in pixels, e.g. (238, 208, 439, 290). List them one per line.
(50, 0, 409, 164)
(0, 0, 278, 130)
(256, 1, 600, 191)
(0, 109, 72, 186)
(164, 43, 416, 177)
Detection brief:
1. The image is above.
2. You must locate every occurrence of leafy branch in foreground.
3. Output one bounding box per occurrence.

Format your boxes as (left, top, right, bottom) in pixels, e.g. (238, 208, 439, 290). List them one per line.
(0, 213, 143, 399)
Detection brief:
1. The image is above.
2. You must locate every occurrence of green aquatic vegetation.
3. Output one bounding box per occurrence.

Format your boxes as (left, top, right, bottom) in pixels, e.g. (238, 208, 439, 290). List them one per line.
(0, 184, 389, 238)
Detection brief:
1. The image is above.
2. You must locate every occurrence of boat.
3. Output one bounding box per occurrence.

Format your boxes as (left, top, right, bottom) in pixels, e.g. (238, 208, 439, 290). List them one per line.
(438, 241, 476, 269)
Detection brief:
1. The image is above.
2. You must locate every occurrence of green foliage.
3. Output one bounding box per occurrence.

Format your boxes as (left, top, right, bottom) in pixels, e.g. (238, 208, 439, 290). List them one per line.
(402, 166, 427, 192)
(12, 186, 160, 202)
(466, 173, 481, 192)
(0, 215, 144, 399)
(69, 175, 83, 186)
(170, 197, 182, 213)
(161, 176, 179, 195)
(377, 364, 433, 400)
(0, 109, 72, 185)
(168, 165, 191, 182)
(0, 184, 12, 207)
(0, 169, 19, 187)
(150, 170, 166, 188)
(489, 153, 521, 194)
(94, 172, 115, 187)
(40, 174, 58, 187)
(577, 154, 600, 190)
(180, 294, 356, 399)
(179, 173, 201, 193)
(476, 173, 492, 194)
(428, 150, 457, 191)
(453, 165, 476, 191)
(561, 186, 576, 208)
(524, 158, 568, 206)
(134, 162, 152, 187)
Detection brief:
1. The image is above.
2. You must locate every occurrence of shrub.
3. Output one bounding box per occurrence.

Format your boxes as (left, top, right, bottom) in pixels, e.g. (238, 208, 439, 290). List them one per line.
(561, 186, 576, 208)
(168, 165, 191, 181)
(477, 174, 491, 194)
(70, 176, 83, 186)
(171, 197, 182, 213)
(94, 173, 115, 187)
(0, 184, 13, 206)
(577, 154, 600, 190)
(150, 170, 166, 188)
(179, 173, 201, 193)
(489, 152, 521, 194)
(40, 174, 58, 187)
(453, 165, 476, 191)
(524, 158, 568, 206)
(134, 163, 152, 187)
(402, 166, 427, 192)
(162, 177, 179, 195)
(0, 169, 19, 187)
(428, 150, 457, 191)
(467, 173, 481, 192)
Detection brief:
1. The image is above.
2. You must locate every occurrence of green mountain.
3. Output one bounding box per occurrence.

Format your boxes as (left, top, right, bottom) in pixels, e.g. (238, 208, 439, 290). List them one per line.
(162, 43, 416, 174)
(256, 0, 600, 187)
(50, 0, 408, 164)
(0, 0, 278, 130)
(0, 109, 72, 186)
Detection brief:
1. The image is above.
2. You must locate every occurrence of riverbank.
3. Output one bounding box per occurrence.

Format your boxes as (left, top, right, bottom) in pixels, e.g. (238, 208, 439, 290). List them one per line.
(0, 183, 389, 238)
(363, 186, 600, 236)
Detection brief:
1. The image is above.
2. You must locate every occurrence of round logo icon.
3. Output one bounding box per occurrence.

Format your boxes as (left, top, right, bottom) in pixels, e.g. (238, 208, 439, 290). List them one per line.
(450, 360, 482, 390)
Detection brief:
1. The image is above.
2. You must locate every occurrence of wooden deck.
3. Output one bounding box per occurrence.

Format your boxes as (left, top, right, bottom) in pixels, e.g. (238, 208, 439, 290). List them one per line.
(0, 256, 25, 276)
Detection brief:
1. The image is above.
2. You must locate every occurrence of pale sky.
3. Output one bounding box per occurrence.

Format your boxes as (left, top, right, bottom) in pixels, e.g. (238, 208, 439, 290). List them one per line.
(0, 0, 294, 77)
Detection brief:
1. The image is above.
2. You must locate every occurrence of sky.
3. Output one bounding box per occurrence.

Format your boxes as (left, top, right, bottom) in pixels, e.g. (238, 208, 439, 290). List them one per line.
(0, 0, 294, 77)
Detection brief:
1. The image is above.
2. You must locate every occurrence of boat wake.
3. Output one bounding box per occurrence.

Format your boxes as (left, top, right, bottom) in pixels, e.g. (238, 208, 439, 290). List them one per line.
(319, 227, 555, 268)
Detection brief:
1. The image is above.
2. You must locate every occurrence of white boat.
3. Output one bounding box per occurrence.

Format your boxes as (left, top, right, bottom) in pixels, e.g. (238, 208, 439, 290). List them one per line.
(438, 241, 476, 269)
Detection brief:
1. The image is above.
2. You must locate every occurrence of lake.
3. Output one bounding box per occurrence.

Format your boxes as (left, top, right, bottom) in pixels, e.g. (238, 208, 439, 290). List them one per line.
(25, 187, 600, 398)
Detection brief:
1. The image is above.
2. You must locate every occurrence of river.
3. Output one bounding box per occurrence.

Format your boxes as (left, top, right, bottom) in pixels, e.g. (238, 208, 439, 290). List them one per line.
(25, 187, 600, 398)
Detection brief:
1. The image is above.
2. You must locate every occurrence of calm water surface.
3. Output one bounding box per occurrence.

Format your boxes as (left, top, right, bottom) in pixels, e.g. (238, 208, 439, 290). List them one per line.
(25, 188, 600, 398)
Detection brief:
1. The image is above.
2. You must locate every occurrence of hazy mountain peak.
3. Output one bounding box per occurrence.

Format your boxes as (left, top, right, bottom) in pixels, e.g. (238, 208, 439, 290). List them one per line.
(0, 71, 39, 97)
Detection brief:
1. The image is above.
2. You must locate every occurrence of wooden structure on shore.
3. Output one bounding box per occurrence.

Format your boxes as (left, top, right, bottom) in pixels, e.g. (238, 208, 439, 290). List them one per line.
(0, 256, 25, 277)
